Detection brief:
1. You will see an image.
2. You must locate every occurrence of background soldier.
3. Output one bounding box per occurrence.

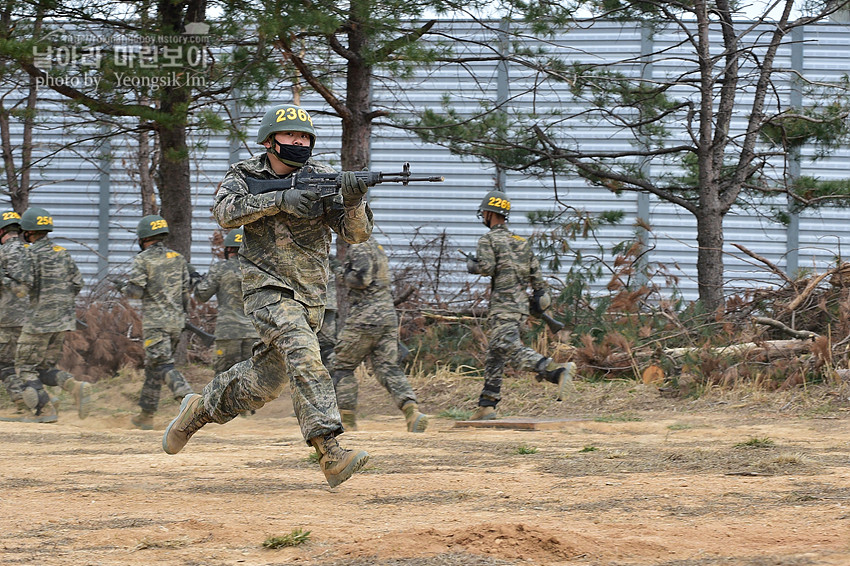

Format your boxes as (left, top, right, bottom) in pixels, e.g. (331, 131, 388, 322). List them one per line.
(115, 215, 194, 430)
(194, 228, 259, 377)
(12, 207, 90, 422)
(162, 103, 372, 489)
(332, 235, 427, 433)
(317, 254, 340, 372)
(466, 191, 576, 420)
(0, 211, 32, 415)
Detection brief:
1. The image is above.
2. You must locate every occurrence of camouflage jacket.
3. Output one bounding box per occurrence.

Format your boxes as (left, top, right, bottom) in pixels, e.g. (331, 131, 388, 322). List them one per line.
(476, 224, 546, 317)
(343, 237, 397, 326)
(23, 236, 84, 333)
(122, 242, 189, 333)
(194, 256, 258, 340)
(213, 154, 373, 313)
(0, 237, 33, 328)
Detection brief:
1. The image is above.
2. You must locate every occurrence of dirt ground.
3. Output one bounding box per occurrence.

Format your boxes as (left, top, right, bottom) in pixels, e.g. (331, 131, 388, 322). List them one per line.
(1, 368, 850, 566)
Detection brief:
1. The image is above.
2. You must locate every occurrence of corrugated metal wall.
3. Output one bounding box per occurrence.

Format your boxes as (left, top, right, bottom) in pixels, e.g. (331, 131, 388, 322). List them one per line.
(6, 19, 850, 302)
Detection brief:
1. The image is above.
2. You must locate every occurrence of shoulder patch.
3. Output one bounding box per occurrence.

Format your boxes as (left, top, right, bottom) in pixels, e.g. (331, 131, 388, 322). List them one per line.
(511, 234, 526, 242)
(166, 251, 181, 259)
(377, 244, 384, 251)
(52, 245, 66, 252)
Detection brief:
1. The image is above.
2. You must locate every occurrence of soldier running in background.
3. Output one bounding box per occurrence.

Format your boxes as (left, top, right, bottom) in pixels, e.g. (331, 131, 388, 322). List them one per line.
(332, 235, 427, 433)
(12, 207, 90, 422)
(317, 253, 340, 373)
(114, 215, 194, 430)
(162, 103, 372, 489)
(193, 228, 259, 378)
(466, 191, 576, 420)
(0, 211, 32, 414)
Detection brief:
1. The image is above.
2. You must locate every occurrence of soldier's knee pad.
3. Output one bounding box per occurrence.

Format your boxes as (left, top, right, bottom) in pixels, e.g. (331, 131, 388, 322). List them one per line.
(21, 380, 49, 410)
(38, 368, 61, 386)
(164, 367, 193, 399)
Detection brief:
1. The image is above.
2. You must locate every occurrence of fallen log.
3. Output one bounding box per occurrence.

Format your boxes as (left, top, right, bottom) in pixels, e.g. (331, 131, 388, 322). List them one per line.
(664, 339, 811, 361)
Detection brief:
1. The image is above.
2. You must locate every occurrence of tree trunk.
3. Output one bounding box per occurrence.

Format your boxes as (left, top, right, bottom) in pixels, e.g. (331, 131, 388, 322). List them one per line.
(335, 15, 373, 326)
(153, 0, 205, 261)
(138, 129, 158, 215)
(695, 209, 725, 314)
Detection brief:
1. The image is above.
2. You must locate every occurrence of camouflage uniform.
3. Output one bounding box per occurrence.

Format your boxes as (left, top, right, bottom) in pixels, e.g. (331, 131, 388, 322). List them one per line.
(333, 237, 416, 412)
(476, 224, 549, 408)
(120, 241, 194, 414)
(206, 154, 373, 442)
(317, 255, 339, 371)
(0, 235, 32, 403)
(13, 237, 84, 412)
(194, 255, 259, 375)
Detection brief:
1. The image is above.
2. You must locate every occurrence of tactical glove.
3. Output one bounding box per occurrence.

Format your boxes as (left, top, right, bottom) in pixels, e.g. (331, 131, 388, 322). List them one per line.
(108, 277, 127, 292)
(466, 257, 480, 274)
(276, 189, 320, 218)
(531, 289, 551, 312)
(340, 172, 368, 207)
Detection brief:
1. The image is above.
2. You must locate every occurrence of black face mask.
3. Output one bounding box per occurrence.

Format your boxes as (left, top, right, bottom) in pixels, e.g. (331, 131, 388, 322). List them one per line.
(269, 139, 312, 168)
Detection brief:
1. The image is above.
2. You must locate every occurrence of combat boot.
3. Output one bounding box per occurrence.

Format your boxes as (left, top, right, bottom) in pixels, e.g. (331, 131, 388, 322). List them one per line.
(162, 394, 213, 455)
(469, 405, 497, 421)
(536, 359, 578, 401)
(401, 401, 428, 433)
(309, 435, 369, 488)
(63, 377, 91, 419)
(131, 410, 155, 430)
(340, 409, 358, 431)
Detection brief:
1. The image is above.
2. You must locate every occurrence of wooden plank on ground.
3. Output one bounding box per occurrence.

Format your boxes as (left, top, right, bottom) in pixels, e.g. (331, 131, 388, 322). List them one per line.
(452, 418, 584, 430)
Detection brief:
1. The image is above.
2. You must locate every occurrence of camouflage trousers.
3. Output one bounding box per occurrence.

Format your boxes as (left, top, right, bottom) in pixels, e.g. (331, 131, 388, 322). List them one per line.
(13, 330, 76, 411)
(139, 328, 194, 414)
(15, 330, 73, 386)
(333, 321, 416, 412)
(317, 310, 337, 372)
(202, 290, 342, 443)
(213, 338, 258, 375)
(0, 326, 23, 402)
(479, 313, 547, 408)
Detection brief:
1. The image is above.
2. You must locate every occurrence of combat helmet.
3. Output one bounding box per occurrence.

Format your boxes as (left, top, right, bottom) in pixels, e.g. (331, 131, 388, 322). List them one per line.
(0, 210, 21, 230)
(223, 227, 243, 248)
(477, 190, 511, 220)
(137, 214, 169, 240)
(255, 104, 316, 147)
(20, 207, 53, 232)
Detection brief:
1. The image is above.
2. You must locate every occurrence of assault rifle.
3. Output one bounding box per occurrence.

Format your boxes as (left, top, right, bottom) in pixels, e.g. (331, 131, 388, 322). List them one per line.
(457, 248, 566, 334)
(107, 277, 216, 347)
(244, 162, 444, 197)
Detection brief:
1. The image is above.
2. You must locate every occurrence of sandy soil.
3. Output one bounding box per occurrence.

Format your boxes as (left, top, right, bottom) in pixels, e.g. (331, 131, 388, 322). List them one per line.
(1, 376, 849, 566)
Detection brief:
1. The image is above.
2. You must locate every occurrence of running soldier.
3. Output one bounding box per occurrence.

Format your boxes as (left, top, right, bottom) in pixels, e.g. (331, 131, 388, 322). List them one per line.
(162, 103, 372, 489)
(466, 191, 575, 420)
(332, 236, 427, 433)
(115, 215, 194, 430)
(193, 228, 259, 376)
(13, 207, 90, 422)
(0, 210, 32, 414)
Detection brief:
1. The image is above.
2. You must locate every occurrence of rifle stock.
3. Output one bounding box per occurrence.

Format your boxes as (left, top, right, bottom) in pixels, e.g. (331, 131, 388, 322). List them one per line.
(184, 321, 215, 347)
(538, 311, 566, 333)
